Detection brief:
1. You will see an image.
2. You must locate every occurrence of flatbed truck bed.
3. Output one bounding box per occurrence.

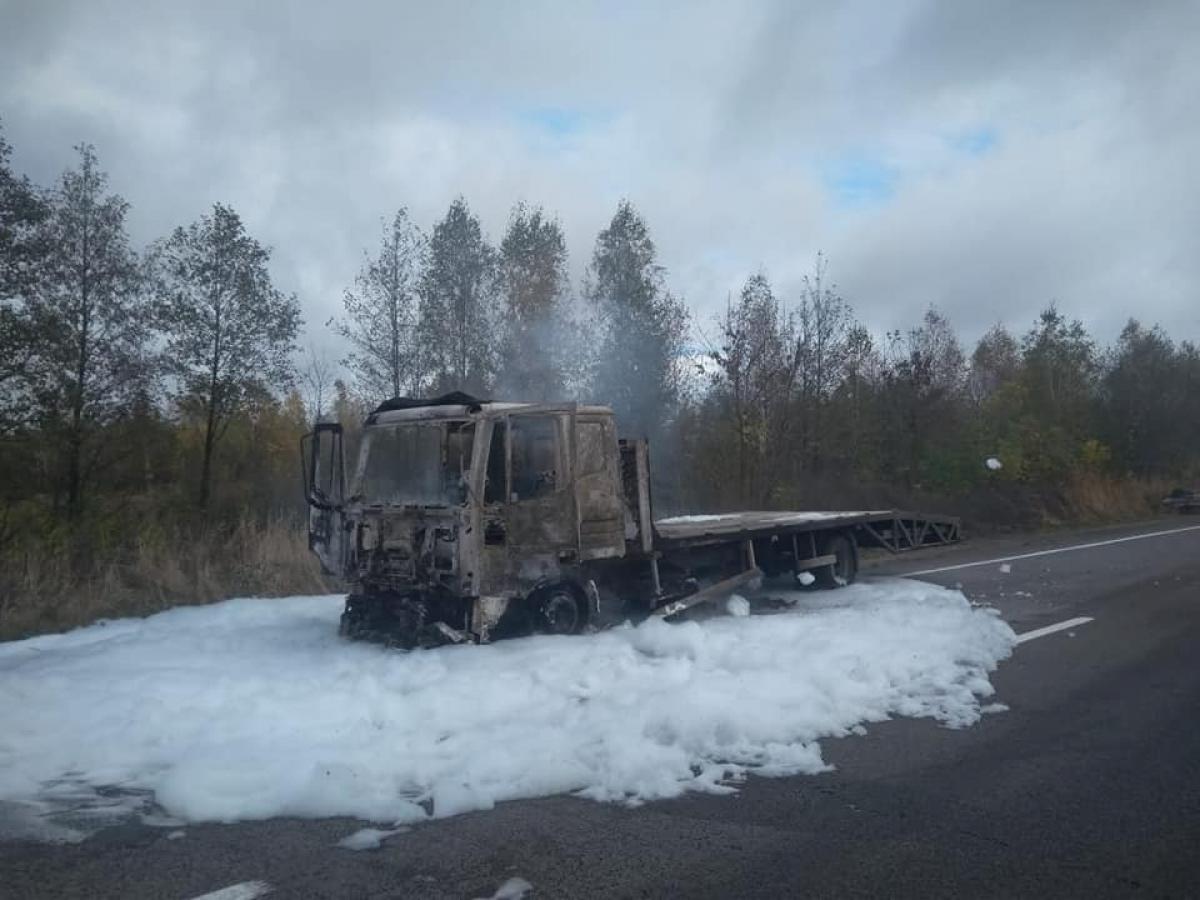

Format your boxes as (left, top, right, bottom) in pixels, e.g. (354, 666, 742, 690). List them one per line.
(654, 510, 961, 552)
(643, 509, 962, 619)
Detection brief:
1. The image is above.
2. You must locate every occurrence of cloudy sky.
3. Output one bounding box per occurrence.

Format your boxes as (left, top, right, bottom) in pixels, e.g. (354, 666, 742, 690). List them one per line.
(2, 0, 1197, 358)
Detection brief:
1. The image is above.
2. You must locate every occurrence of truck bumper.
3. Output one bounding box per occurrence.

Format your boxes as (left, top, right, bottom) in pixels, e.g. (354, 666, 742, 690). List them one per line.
(340, 591, 475, 649)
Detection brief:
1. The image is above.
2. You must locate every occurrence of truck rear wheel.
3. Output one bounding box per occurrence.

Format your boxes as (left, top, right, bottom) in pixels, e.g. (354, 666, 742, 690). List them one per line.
(814, 533, 857, 589)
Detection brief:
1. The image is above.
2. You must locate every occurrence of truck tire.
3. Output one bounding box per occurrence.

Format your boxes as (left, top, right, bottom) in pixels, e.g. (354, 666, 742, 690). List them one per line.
(532, 585, 587, 635)
(814, 532, 857, 589)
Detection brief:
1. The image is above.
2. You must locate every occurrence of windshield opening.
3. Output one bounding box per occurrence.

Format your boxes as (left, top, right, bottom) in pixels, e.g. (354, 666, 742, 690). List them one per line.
(350, 420, 475, 507)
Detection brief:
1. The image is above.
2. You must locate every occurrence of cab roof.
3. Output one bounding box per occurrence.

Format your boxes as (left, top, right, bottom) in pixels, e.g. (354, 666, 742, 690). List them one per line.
(365, 393, 612, 426)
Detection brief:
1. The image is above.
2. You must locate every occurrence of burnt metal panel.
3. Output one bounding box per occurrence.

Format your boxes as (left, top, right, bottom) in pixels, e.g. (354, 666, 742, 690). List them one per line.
(575, 415, 626, 561)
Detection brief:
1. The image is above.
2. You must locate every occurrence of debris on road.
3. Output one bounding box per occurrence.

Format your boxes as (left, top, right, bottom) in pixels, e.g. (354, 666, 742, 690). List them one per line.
(475, 877, 533, 900)
(337, 826, 409, 851)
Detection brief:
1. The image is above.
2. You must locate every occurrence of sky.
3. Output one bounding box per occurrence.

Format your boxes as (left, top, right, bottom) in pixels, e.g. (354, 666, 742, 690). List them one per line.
(2, 0, 1198, 362)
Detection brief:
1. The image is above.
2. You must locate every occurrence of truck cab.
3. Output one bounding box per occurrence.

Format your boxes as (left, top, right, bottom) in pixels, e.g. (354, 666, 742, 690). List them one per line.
(303, 394, 642, 646)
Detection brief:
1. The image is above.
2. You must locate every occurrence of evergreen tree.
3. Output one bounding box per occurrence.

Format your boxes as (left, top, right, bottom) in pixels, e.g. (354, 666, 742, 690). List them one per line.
(586, 200, 688, 442)
(153, 203, 301, 509)
(330, 209, 425, 400)
(418, 197, 497, 395)
(495, 202, 570, 400)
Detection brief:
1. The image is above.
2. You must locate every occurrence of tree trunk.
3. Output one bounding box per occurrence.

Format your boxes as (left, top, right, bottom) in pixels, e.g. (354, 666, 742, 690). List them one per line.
(199, 278, 223, 511)
(389, 249, 401, 397)
(66, 213, 92, 521)
(199, 391, 217, 510)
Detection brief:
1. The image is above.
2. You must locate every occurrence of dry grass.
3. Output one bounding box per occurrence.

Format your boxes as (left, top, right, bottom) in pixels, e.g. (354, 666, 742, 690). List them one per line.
(1053, 474, 1174, 525)
(0, 516, 332, 641)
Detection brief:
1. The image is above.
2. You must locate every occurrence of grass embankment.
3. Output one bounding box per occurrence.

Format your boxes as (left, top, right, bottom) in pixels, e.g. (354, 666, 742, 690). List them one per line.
(0, 515, 329, 642)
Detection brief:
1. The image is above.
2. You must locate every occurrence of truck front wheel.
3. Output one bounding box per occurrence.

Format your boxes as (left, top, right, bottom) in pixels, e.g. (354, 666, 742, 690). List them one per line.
(532, 586, 587, 635)
(814, 533, 858, 589)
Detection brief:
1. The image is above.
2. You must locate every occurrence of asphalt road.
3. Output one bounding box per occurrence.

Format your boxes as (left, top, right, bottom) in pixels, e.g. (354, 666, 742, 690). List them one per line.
(3, 517, 1199, 899)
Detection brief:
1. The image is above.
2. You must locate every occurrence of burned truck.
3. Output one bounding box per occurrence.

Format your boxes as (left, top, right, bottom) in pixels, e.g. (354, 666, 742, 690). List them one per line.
(302, 393, 962, 647)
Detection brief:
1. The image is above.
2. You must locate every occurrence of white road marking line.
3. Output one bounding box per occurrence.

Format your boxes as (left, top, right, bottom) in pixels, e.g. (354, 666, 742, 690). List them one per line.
(1015, 617, 1094, 644)
(187, 881, 272, 900)
(905, 523, 1200, 576)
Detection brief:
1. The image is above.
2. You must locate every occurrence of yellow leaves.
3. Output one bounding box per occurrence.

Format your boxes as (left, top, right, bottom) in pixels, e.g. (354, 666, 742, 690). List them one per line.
(1078, 438, 1113, 473)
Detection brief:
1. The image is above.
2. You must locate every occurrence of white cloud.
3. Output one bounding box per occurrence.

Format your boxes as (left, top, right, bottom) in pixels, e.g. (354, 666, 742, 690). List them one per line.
(2, 0, 1197, 367)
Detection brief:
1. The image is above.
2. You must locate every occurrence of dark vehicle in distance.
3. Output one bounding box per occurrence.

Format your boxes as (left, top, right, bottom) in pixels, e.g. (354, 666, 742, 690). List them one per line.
(1162, 487, 1200, 513)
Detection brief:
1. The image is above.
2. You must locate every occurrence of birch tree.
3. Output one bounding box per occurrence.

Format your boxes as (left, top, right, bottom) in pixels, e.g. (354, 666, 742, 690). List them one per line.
(330, 209, 424, 399)
(793, 254, 851, 472)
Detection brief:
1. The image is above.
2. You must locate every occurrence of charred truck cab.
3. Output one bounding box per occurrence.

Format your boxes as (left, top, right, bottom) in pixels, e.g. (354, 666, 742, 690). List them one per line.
(303, 392, 964, 648)
(304, 393, 644, 647)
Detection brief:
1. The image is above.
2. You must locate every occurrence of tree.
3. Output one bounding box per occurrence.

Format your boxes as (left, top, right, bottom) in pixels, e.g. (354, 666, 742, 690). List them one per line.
(21, 144, 146, 516)
(586, 200, 689, 442)
(330, 209, 425, 400)
(709, 273, 793, 500)
(1015, 305, 1097, 480)
(1021, 306, 1095, 423)
(0, 120, 48, 303)
(793, 254, 852, 471)
(1099, 320, 1183, 475)
(299, 345, 336, 426)
(968, 323, 1020, 408)
(0, 306, 36, 430)
(0, 124, 50, 431)
(153, 203, 301, 509)
(418, 197, 497, 394)
(880, 307, 967, 487)
(495, 202, 570, 399)
(827, 323, 882, 477)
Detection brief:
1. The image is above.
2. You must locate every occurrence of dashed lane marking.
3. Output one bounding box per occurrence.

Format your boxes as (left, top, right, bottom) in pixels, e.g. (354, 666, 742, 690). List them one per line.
(187, 881, 272, 900)
(1015, 617, 1095, 644)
